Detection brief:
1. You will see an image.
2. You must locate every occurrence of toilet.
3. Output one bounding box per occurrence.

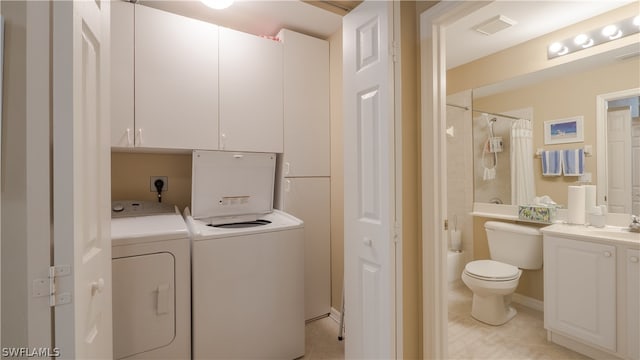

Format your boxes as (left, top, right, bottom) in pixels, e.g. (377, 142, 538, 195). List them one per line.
(461, 221, 542, 325)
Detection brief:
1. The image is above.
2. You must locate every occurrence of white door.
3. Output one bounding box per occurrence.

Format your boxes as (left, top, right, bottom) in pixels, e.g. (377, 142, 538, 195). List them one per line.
(343, 1, 397, 358)
(53, 0, 112, 358)
(607, 108, 632, 213)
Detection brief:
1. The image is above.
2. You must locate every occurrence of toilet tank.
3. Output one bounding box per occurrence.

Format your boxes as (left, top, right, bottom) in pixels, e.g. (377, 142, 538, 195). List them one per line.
(484, 221, 543, 270)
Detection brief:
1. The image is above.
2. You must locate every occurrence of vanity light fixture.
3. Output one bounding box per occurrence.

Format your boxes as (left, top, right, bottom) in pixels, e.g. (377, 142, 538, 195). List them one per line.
(548, 15, 640, 59)
(200, 0, 234, 10)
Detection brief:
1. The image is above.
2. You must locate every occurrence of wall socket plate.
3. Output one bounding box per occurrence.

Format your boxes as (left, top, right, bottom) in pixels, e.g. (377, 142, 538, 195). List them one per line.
(150, 176, 168, 192)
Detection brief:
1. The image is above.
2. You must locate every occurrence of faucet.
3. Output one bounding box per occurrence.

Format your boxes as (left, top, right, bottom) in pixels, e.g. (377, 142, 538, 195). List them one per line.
(630, 215, 640, 233)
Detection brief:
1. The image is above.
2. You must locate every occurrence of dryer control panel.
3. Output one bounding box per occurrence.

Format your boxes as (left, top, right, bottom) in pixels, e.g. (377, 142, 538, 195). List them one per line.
(112, 200, 177, 218)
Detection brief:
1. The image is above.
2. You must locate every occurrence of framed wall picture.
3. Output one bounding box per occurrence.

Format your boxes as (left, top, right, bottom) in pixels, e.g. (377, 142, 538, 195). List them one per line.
(544, 116, 584, 145)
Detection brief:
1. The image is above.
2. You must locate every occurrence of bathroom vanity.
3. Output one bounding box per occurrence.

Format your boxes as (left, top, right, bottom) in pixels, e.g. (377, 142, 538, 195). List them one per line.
(541, 224, 639, 360)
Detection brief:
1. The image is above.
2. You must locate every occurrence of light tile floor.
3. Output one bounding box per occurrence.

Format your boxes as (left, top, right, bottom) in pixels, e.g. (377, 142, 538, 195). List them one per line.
(303, 316, 345, 360)
(302, 284, 589, 360)
(448, 282, 589, 360)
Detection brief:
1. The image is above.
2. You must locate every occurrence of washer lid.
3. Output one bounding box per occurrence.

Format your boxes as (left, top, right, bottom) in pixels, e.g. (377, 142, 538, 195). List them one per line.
(191, 150, 276, 220)
(112, 214, 189, 246)
(464, 260, 519, 280)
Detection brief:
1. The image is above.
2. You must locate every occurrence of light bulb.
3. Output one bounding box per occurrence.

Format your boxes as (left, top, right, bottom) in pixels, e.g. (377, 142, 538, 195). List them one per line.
(602, 24, 619, 38)
(549, 42, 564, 53)
(201, 0, 234, 10)
(574, 34, 588, 45)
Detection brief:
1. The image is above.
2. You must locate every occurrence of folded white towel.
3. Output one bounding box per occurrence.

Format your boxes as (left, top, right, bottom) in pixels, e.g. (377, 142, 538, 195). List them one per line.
(541, 150, 562, 176)
(563, 149, 584, 176)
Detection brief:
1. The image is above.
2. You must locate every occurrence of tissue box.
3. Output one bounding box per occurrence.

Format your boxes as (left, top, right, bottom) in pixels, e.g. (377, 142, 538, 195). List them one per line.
(518, 204, 556, 224)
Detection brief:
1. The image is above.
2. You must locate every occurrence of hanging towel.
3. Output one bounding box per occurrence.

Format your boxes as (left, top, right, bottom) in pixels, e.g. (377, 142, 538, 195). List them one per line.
(541, 150, 562, 176)
(563, 148, 584, 176)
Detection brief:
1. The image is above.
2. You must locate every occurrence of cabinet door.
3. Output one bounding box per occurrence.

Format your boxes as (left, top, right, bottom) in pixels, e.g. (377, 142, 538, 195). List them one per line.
(135, 5, 219, 150)
(280, 29, 330, 176)
(111, 1, 134, 147)
(544, 236, 616, 351)
(219, 28, 283, 153)
(282, 177, 331, 320)
(626, 248, 640, 360)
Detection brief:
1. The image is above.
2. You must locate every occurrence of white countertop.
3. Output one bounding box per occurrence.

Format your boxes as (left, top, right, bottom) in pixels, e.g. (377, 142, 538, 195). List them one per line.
(541, 223, 640, 247)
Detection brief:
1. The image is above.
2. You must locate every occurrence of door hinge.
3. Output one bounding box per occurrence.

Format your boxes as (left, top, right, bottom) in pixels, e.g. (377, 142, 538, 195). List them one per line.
(393, 221, 400, 243)
(444, 219, 449, 231)
(391, 41, 399, 63)
(33, 265, 72, 307)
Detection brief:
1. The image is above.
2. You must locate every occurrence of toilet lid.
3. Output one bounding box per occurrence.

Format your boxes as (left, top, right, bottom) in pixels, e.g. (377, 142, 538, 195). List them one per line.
(464, 260, 519, 281)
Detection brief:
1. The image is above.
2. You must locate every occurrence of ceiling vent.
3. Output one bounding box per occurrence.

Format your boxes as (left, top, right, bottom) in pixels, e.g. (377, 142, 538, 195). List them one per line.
(473, 15, 517, 36)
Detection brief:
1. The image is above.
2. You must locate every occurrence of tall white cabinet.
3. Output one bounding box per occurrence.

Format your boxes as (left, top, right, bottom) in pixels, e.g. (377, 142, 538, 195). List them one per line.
(278, 29, 331, 320)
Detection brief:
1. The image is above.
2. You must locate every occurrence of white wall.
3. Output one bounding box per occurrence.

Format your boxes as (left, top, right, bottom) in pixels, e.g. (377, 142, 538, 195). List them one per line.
(1, 1, 51, 349)
(446, 91, 474, 263)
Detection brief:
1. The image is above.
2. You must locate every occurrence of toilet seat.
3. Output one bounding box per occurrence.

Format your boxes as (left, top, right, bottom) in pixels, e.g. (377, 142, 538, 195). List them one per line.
(464, 260, 520, 281)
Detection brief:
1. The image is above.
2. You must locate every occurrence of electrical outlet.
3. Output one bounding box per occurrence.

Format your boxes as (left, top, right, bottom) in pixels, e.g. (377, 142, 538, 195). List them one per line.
(150, 176, 168, 192)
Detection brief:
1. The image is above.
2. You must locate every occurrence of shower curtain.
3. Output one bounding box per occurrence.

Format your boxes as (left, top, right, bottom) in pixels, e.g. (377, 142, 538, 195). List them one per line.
(511, 119, 535, 205)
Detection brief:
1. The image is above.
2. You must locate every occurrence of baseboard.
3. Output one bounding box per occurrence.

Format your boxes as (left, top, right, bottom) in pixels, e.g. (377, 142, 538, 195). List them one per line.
(329, 307, 341, 323)
(512, 292, 544, 312)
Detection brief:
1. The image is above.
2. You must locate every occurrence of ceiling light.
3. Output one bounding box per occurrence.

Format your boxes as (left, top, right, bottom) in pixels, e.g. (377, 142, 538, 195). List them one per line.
(548, 16, 639, 60)
(200, 0, 234, 10)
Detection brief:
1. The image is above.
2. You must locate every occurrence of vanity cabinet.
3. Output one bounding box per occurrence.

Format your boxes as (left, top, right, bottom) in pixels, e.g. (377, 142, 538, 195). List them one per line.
(543, 235, 616, 351)
(625, 248, 639, 360)
(543, 230, 640, 360)
(219, 27, 283, 153)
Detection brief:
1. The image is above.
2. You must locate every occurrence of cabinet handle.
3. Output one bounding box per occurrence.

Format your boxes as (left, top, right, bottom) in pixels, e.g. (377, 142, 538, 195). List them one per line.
(631, 256, 639, 263)
(126, 128, 133, 146)
(363, 237, 373, 247)
(137, 128, 143, 145)
(603, 251, 612, 257)
(220, 133, 226, 150)
(284, 162, 290, 176)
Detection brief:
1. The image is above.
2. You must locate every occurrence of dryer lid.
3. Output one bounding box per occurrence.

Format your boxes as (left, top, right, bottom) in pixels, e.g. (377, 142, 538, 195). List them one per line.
(191, 150, 276, 220)
(464, 260, 519, 280)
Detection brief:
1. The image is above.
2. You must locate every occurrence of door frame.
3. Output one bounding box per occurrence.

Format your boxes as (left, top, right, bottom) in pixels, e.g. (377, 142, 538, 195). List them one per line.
(596, 87, 640, 208)
(419, 2, 488, 358)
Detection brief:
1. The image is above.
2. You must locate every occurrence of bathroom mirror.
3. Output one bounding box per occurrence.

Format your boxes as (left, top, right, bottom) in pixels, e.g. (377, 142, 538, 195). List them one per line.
(469, 43, 639, 208)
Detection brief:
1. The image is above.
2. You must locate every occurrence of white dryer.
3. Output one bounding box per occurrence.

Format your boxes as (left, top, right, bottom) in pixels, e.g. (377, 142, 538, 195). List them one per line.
(187, 150, 305, 359)
(111, 201, 191, 360)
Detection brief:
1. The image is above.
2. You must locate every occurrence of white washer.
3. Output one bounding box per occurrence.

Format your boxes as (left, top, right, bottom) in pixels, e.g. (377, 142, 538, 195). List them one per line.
(188, 150, 305, 359)
(111, 201, 191, 360)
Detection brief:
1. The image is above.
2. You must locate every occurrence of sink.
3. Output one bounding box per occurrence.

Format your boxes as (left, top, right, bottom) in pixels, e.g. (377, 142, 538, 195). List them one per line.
(587, 225, 640, 242)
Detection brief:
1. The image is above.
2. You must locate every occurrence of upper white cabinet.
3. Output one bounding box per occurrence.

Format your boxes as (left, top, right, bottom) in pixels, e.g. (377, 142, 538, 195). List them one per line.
(278, 29, 330, 176)
(219, 28, 283, 153)
(111, 1, 135, 147)
(134, 5, 219, 150)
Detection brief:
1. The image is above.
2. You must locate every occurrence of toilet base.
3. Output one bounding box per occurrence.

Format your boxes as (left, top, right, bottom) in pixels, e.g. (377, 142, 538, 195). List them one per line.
(470, 293, 517, 326)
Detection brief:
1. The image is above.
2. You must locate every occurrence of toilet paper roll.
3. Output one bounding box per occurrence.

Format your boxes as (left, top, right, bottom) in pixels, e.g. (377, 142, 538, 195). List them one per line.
(450, 229, 462, 252)
(584, 185, 596, 212)
(568, 185, 586, 225)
